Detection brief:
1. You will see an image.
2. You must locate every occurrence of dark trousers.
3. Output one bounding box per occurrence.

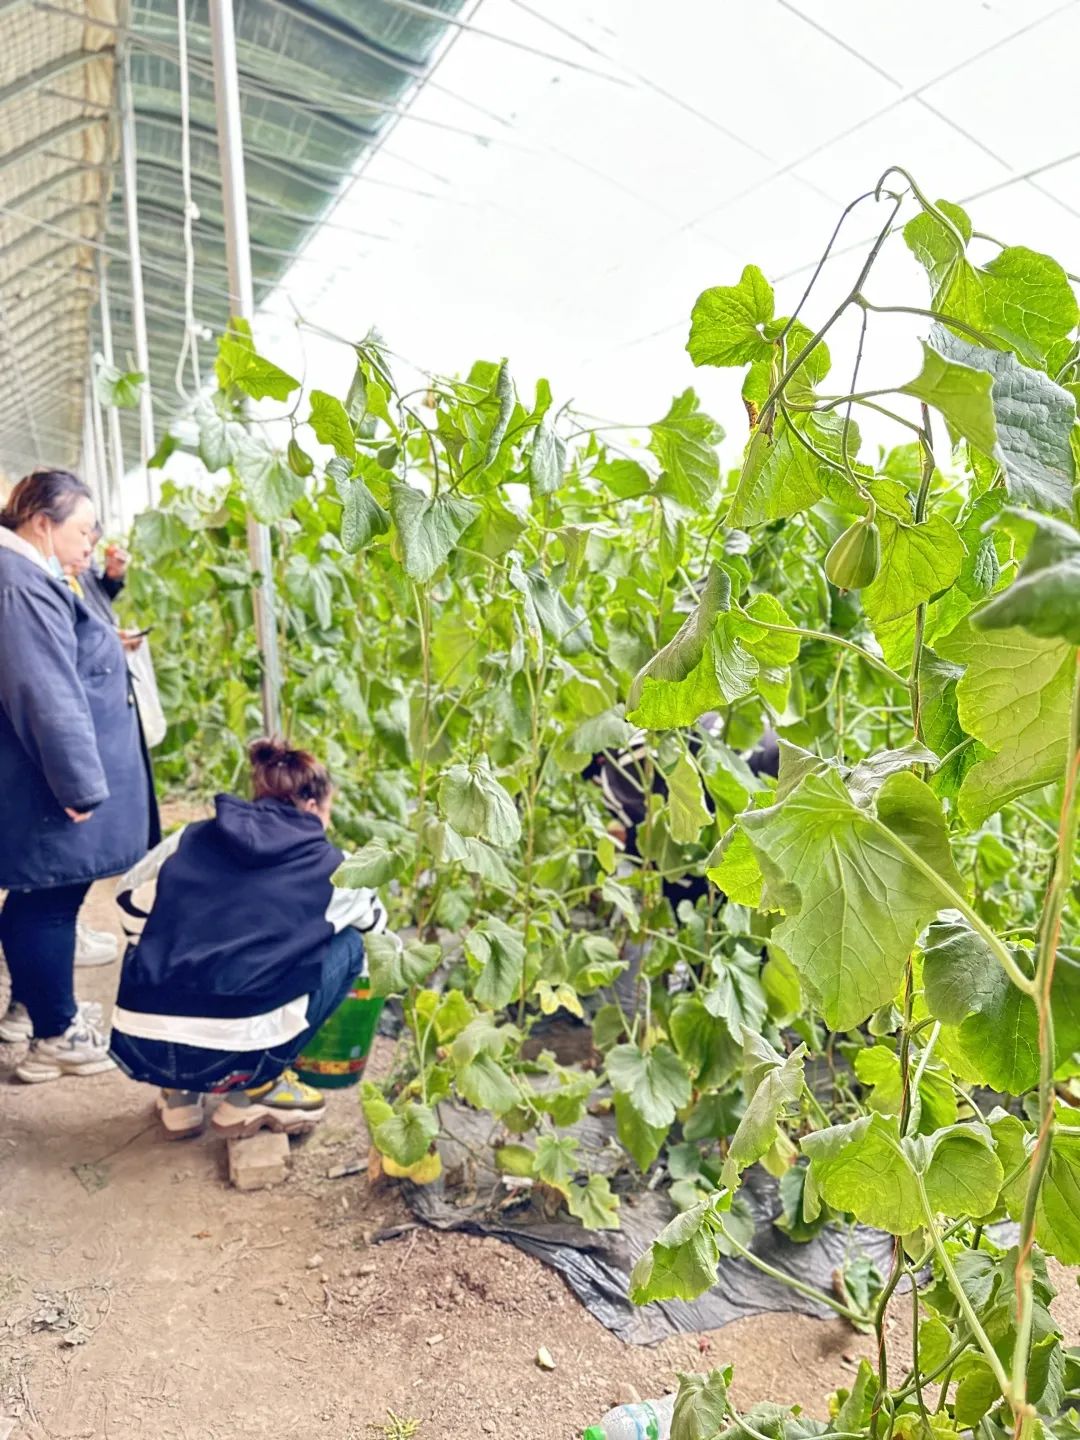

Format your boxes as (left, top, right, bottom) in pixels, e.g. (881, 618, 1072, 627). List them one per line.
(1, 881, 91, 1037)
(110, 926, 363, 1092)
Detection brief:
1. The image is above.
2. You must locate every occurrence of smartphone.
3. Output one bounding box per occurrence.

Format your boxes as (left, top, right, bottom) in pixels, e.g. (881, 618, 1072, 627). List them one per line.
(128, 626, 154, 638)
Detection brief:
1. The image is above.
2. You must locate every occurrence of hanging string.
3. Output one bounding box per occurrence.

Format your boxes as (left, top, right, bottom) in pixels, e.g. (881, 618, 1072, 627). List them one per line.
(174, 0, 202, 399)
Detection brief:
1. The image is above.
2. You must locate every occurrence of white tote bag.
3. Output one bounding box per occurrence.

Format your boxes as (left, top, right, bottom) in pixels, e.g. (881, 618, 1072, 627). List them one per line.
(126, 640, 167, 749)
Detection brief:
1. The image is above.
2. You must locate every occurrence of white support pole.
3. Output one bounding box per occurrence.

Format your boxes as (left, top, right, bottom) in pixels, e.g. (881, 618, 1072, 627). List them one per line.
(81, 379, 102, 514)
(119, 46, 156, 508)
(89, 370, 111, 528)
(208, 0, 282, 736)
(97, 250, 126, 532)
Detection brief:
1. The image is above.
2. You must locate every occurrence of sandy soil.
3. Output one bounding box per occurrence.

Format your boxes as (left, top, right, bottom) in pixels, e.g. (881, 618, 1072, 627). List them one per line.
(1, 864, 1076, 1440)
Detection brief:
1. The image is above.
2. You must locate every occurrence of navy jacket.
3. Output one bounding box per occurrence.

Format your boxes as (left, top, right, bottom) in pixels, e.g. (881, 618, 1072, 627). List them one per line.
(0, 533, 150, 891)
(114, 795, 386, 1022)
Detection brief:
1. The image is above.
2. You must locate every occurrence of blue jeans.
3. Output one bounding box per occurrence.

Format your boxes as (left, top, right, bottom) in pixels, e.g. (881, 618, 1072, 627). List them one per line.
(1, 881, 90, 1037)
(109, 927, 363, 1092)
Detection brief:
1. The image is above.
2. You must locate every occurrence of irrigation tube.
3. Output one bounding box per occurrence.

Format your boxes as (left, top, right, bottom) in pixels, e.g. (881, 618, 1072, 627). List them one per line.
(207, 0, 283, 737)
(119, 47, 156, 507)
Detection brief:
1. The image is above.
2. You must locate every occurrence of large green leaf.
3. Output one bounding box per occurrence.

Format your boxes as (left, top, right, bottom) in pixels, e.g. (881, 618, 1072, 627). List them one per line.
(979, 246, 1080, 365)
(530, 411, 565, 495)
(456, 1051, 519, 1113)
(606, 1041, 692, 1128)
(803, 1114, 1002, 1233)
(389, 485, 481, 582)
(466, 918, 526, 1011)
(333, 837, 408, 888)
(614, 1091, 669, 1171)
(862, 482, 966, 627)
(627, 565, 755, 727)
(233, 435, 305, 522)
(687, 265, 774, 368)
(95, 361, 144, 410)
(629, 1201, 720, 1304)
(720, 1032, 805, 1188)
(648, 390, 723, 511)
(975, 509, 1080, 645)
(672, 1368, 732, 1440)
(669, 994, 742, 1092)
(566, 1174, 621, 1230)
(364, 933, 441, 998)
(728, 412, 859, 528)
(438, 758, 521, 846)
(739, 768, 960, 1030)
(899, 340, 997, 455)
(308, 390, 356, 460)
(937, 617, 1074, 825)
(534, 1133, 579, 1197)
(215, 318, 299, 401)
(991, 1111, 1080, 1264)
(373, 1100, 437, 1166)
(930, 328, 1076, 514)
(340, 477, 390, 553)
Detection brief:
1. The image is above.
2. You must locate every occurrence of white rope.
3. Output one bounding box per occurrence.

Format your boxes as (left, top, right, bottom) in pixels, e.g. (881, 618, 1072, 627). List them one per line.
(174, 0, 202, 399)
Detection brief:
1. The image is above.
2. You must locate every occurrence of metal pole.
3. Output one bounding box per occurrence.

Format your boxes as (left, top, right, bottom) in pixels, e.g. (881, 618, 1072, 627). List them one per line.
(96, 250, 126, 531)
(81, 379, 101, 513)
(207, 0, 282, 736)
(119, 46, 156, 507)
(89, 370, 110, 527)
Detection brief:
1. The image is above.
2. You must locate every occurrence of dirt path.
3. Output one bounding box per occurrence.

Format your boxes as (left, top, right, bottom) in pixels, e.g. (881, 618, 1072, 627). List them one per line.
(2, 878, 1076, 1440)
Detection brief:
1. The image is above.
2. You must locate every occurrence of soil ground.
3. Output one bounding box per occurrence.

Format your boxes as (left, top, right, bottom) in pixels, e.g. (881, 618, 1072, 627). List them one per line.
(2, 845, 1078, 1439)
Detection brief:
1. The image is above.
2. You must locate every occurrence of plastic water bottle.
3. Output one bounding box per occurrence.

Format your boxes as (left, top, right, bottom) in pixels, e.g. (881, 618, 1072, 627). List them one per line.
(582, 1393, 676, 1439)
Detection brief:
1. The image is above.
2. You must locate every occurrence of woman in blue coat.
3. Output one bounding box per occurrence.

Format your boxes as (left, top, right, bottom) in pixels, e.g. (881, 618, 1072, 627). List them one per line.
(0, 469, 150, 1081)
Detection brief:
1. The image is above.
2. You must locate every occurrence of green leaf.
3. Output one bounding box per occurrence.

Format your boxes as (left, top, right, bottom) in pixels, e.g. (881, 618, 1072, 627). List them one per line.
(233, 436, 305, 522)
(930, 327, 1076, 514)
(456, 1051, 519, 1114)
(899, 340, 997, 455)
(667, 753, 711, 844)
(687, 265, 774, 368)
(862, 482, 966, 627)
(364, 933, 440, 998)
(439, 758, 521, 846)
(720, 1032, 805, 1188)
(937, 617, 1074, 825)
(672, 1368, 732, 1440)
(740, 768, 960, 1030)
(627, 565, 755, 727)
(334, 838, 406, 888)
(373, 1101, 437, 1166)
(308, 390, 356, 460)
(649, 390, 723, 512)
(215, 317, 299, 401)
(530, 411, 565, 495)
(614, 1091, 669, 1171)
(606, 1041, 692, 1128)
(566, 1174, 620, 1230)
(854, 1044, 957, 1134)
(195, 395, 237, 471)
(991, 1111, 1080, 1264)
(706, 826, 763, 907)
(904, 201, 972, 298)
(728, 411, 859, 528)
(975, 509, 1080, 645)
(980, 246, 1080, 365)
(669, 994, 741, 1092)
(340, 477, 390, 553)
(467, 919, 526, 1011)
(629, 1202, 720, 1305)
(482, 359, 514, 470)
(534, 1134, 579, 1197)
(803, 1114, 1002, 1234)
(95, 361, 144, 410)
(389, 485, 481, 582)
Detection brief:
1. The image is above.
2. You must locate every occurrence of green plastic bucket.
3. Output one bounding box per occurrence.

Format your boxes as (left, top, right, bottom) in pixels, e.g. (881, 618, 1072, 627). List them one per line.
(293, 976, 385, 1089)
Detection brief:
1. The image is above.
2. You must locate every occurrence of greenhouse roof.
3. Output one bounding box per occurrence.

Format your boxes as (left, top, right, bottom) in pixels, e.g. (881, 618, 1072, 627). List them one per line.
(0, 0, 468, 484)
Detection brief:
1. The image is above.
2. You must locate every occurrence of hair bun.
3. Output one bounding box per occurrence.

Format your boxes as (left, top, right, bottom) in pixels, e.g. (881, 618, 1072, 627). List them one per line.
(248, 736, 290, 767)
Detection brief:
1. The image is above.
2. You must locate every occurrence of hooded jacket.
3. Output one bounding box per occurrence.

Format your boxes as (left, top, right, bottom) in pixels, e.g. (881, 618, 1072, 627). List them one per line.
(0, 528, 150, 889)
(111, 795, 387, 1052)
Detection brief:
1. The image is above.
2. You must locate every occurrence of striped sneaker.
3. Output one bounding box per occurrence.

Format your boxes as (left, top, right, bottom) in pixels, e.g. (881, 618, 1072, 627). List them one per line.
(15, 1016, 115, 1082)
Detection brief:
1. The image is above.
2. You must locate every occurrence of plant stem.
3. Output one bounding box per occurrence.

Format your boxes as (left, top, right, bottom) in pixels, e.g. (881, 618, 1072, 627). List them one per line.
(916, 1173, 1013, 1402)
(742, 616, 907, 688)
(854, 296, 999, 349)
(715, 1215, 869, 1327)
(909, 406, 934, 741)
(1009, 653, 1080, 1420)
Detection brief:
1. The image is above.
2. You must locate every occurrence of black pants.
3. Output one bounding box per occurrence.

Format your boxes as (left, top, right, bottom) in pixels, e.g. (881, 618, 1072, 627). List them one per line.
(1, 881, 90, 1037)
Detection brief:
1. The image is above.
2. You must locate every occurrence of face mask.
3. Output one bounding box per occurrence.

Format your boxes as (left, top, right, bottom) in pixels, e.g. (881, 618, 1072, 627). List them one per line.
(46, 554, 64, 579)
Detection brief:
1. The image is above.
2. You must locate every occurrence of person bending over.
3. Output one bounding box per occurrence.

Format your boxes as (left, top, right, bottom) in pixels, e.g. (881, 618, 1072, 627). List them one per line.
(109, 738, 390, 1140)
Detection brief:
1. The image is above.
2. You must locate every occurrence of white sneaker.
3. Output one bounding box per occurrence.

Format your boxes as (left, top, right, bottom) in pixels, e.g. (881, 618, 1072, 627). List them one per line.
(14, 1017, 115, 1082)
(75, 922, 119, 968)
(0, 1001, 32, 1042)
